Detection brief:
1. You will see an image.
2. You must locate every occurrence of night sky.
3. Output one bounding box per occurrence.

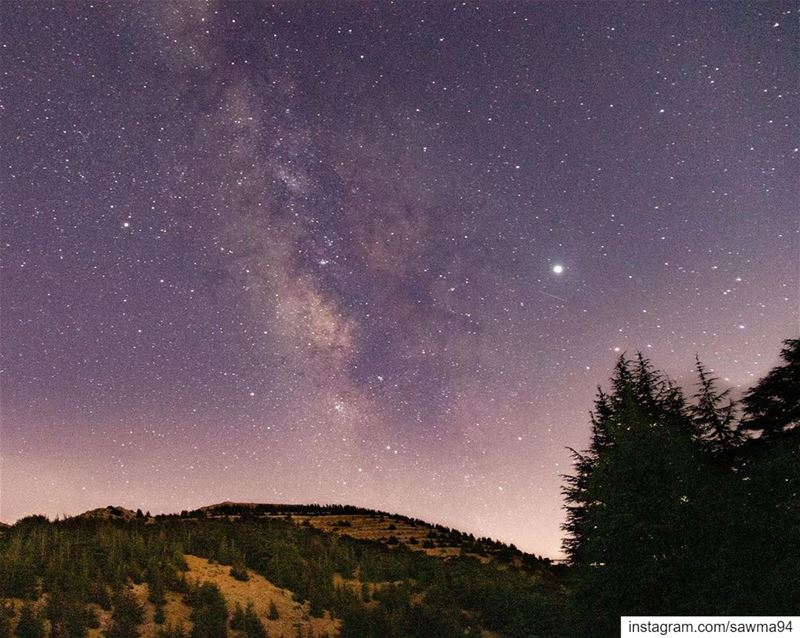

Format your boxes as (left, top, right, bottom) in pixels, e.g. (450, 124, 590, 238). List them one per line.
(1, 1, 797, 558)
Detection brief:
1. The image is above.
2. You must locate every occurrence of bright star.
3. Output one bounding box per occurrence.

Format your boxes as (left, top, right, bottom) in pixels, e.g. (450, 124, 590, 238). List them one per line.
(552, 264, 564, 274)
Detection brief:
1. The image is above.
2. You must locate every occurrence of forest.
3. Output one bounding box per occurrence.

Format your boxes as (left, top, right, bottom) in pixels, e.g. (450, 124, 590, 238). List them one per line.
(0, 338, 797, 638)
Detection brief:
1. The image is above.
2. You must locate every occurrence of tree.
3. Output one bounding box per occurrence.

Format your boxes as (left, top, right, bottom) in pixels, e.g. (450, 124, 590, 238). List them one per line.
(241, 603, 267, 638)
(561, 380, 618, 565)
(46, 588, 96, 638)
(740, 338, 800, 439)
(148, 575, 167, 625)
(230, 604, 245, 630)
(690, 357, 741, 453)
(14, 603, 45, 638)
(731, 339, 800, 611)
(562, 355, 702, 635)
(189, 582, 228, 638)
(4, 557, 37, 599)
(105, 588, 144, 638)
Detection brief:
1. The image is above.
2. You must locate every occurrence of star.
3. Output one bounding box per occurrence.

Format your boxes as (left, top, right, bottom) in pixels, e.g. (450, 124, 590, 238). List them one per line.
(0, 0, 792, 562)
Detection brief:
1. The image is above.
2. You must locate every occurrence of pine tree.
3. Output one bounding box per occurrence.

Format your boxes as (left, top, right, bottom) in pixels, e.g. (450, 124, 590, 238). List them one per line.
(230, 603, 245, 630)
(47, 588, 94, 638)
(5, 557, 37, 599)
(561, 381, 617, 564)
(562, 354, 701, 635)
(242, 603, 267, 638)
(732, 338, 800, 611)
(690, 357, 741, 453)
(189, 582, 228, 638)
(148, 573, 167, 625)
(740, 338, 800, 439)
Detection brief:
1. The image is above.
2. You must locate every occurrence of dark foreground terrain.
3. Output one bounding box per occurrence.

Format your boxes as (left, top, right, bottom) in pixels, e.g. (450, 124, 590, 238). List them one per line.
(0, 503, 564, 638)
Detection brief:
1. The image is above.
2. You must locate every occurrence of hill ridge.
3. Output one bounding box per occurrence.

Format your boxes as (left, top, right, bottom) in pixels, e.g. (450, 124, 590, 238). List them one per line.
(60, 501, 551, 567)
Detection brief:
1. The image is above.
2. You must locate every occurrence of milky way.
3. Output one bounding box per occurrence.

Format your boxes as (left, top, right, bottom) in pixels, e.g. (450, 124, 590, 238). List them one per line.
(1, 1, 797, 557)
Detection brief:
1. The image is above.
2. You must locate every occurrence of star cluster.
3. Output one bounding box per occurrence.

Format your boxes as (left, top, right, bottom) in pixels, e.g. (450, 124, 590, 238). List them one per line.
(1, 1, 797, 557)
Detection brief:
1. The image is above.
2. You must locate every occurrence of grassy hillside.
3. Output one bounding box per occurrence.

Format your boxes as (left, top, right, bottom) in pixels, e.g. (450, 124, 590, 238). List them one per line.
(0, 506, 568, 638)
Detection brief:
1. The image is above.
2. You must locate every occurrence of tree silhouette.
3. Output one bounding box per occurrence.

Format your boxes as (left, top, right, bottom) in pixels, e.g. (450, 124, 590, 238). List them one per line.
(563, 355, 703, 635)
(690, 357, 741, 453)
(740, 338, 800, 439)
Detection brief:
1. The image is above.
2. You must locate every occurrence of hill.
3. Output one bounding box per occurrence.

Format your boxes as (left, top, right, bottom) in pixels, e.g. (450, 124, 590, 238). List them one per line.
(0, 504, 567, 638)
(76, 506, 142, 522)
(188, 502, 550, 570)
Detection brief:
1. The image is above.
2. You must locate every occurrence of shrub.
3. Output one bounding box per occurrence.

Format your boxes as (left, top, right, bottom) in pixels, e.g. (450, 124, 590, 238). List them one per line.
(230, 563, 249, 581)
